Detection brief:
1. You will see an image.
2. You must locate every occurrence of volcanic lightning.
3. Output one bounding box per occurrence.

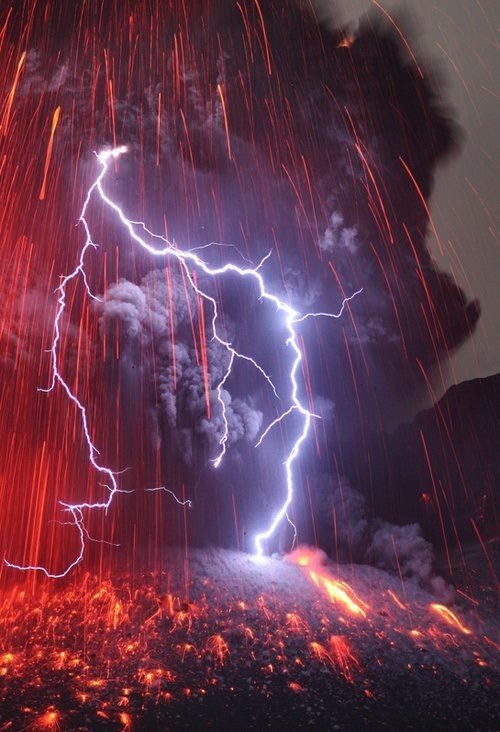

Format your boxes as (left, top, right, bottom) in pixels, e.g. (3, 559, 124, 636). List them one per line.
(5, 146, 361, 576)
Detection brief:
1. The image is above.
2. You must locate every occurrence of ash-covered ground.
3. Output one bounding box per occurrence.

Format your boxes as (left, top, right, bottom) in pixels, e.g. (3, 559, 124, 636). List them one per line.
(0, 546, 498, 731)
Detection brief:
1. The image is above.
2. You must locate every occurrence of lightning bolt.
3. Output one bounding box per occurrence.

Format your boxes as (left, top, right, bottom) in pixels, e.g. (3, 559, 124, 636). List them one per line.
(5, 146, 361, 576)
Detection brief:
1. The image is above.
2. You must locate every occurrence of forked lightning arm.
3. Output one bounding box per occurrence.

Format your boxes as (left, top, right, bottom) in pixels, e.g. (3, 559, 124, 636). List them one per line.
(5, 146, 361, 576)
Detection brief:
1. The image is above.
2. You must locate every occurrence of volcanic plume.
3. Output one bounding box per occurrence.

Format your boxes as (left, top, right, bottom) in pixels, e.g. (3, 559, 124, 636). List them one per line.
(0, 1, 497, 729)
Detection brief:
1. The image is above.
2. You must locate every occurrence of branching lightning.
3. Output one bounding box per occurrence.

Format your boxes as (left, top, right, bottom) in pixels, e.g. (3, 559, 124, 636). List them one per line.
(5, 146, 361, 576)
(145, 486, 192, 508)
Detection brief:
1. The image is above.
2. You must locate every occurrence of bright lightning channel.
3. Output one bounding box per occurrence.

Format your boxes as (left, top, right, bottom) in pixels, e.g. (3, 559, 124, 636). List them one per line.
(5, 146, 361, 576)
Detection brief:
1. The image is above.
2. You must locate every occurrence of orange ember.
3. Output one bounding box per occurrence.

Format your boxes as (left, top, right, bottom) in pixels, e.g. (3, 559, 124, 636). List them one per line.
(430, 603, 473, 635)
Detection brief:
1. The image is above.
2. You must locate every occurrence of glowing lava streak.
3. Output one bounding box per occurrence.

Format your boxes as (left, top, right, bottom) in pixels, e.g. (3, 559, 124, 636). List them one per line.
(310, 571, 368, 618)
(430, 603, 472, 635)
(5, 146, 361, 576)
(290, 548, 368, 617)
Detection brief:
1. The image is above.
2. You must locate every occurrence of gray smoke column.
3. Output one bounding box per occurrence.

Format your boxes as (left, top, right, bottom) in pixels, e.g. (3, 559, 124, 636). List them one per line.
(97, 268, 263, 464)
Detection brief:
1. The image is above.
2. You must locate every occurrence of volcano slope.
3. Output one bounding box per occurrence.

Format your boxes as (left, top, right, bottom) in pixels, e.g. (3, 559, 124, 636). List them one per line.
(0, 546, 498, 731)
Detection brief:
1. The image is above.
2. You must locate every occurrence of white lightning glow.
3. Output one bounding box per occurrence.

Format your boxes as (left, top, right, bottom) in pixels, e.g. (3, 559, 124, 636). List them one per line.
(5, 146, 361, 576)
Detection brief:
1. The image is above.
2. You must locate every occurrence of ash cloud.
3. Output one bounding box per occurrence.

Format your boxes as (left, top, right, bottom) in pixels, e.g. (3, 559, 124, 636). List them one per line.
(310, 475, 453, 600)
(20, 49, 69, 96)
(3, 1, 483, 558)
(97, 268, 263, 462)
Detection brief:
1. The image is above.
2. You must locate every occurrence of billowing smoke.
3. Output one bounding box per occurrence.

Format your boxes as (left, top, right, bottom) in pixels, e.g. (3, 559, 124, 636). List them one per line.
(308, 475, 453, 600)
(97, 269, 263, 463)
